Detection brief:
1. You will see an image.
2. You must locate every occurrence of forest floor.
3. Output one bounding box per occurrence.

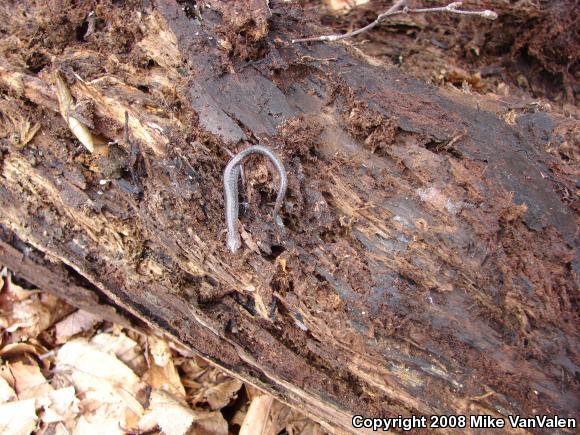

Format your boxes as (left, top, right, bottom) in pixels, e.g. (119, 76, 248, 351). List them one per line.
(0, 266, 323, 434)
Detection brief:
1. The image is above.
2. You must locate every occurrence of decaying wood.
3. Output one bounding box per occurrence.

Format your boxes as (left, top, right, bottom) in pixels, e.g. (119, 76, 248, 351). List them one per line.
(0, 1, 577, 433)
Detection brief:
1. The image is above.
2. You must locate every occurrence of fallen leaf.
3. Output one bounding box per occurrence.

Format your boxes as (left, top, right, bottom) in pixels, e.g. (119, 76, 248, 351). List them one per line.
(55, 310, 100, 344)
(0, 376, 16, 404)
(56, 338, 145, 418)
(6, 298, 51, 334)
(90, 332, 145, 375)
(244, 384, 261, 401)
(0, 365, 15, 388)
(9, 361, 53, 401)
(0, 273, 37, 304)
(0, 341, 52, 368)
(203, 378, 243, 410)
(278, 408, 324, 435)
(189, 360, 243, 410)
(180, 378, 202, 390)
(5, 292, 63, 340)
(73, 409, 126, 435)
(138, 389, 197, 435)
(39, 386, 80, 423)
(0, 398, 37, 435)
(149, 334, 172, 367)
(190, 411, 228, 435)
(50, 422, 71, 435)
(176, 357, 207, 381)
(148, 335, 186, 399)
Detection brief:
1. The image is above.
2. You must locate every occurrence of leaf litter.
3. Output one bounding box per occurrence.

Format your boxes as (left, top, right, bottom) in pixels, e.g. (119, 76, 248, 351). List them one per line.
(0, 266, 325, 435)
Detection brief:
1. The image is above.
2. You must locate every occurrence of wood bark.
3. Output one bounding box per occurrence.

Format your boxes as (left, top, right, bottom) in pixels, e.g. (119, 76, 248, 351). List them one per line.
(0, 1, 577, 433)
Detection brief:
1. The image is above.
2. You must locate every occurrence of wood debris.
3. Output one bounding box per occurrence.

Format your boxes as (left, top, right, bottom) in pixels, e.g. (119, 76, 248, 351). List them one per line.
(53, 71, 107, 155)
(0, 266, 324, 434)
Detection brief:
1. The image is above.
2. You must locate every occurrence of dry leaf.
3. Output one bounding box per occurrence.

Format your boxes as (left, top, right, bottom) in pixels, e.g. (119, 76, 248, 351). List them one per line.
(9, 361, 53, 401)
(6, 298, 52, 334)
(73, 409, 127, 435)
(278, 407, 324, 435)
(149, 335, 172, 367)
(286, 416, 325, 435)
(180, 378, 202, 390)
(177, 357, 207, 381)
(5, 292, 62, 340)
(189, 411, 228, 435)
(0, 365, 15, 388)
(90, 332, 145, 375)
(50, 422, 71, 435)
(0, 376, 16, 404)
(123, 403, 143, 433)
(189, 361, 242, 410)
(148, 335, 186, 399)
(0, 398, 37, 435)
(55, 310, 100, 344)
(203, 378, 243, 410)
(138, 389, 196, 435)
(0, 273, 36, 304)
(0, 342, 53, 369)
(239, 394, 275, 435)
(71, 394, 142, 435)
(244, 384, 261, 401)
(40, 386, 80, 423)
(56, 339, 145, 418)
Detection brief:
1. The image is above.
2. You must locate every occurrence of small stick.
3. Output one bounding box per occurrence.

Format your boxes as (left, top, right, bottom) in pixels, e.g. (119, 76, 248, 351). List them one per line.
(292, 1, 497, 44)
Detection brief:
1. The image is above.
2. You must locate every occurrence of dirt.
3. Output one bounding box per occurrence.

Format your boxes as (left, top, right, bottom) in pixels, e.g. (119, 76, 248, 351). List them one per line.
(0, 0, 578, 431)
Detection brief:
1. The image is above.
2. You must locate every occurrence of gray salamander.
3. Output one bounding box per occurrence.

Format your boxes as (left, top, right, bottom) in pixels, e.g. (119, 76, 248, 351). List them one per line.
(223, 145, 287, 253)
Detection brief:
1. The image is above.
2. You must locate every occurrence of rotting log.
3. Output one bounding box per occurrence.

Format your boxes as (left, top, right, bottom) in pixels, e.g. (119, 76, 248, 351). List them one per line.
(0, 1, 578, 433)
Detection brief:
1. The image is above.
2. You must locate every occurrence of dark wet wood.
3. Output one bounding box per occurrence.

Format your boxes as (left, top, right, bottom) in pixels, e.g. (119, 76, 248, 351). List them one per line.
(0, 1, 577, 433)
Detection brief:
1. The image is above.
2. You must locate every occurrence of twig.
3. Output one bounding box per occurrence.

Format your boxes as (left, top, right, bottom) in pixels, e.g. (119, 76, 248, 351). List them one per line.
(292, 1, 497, 44)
